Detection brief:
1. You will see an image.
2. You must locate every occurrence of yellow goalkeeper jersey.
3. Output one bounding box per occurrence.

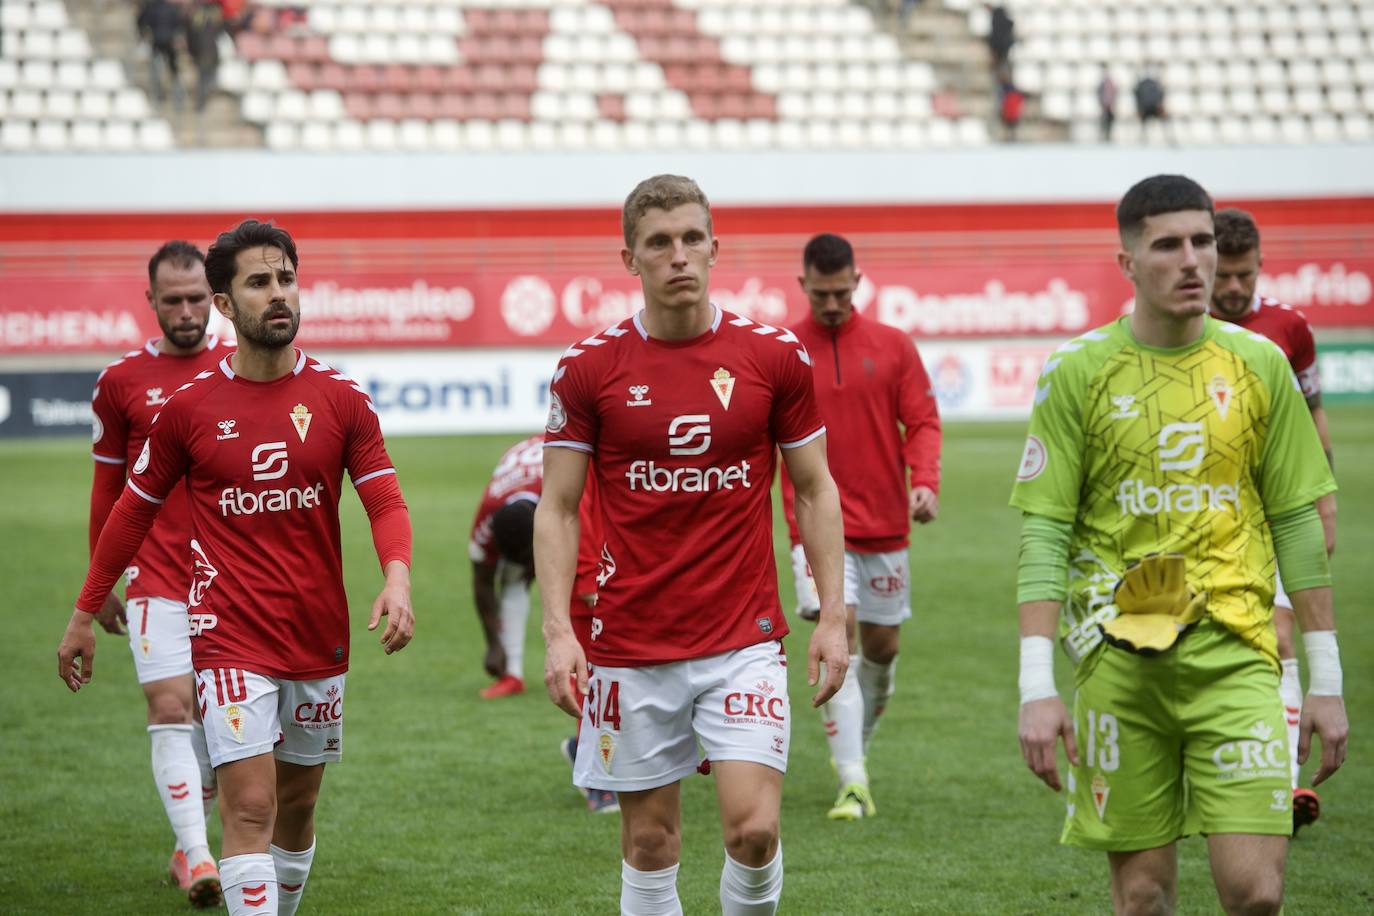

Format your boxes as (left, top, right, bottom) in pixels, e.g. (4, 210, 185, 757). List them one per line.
(1010, 316, 1335, 669)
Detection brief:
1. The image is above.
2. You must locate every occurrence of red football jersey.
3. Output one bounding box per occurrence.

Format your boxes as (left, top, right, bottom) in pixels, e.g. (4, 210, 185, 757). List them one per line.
(1212, 295, 1320, 399)
(469, 433, 604, 597)
(545, 305, 823, 667)
(128, 350, 396, 679)
(779, 311, 942, 553)
(92, 337, 227, 602)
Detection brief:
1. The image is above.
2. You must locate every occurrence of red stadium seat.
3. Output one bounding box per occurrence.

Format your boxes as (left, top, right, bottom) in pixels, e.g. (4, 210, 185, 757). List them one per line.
(235, 32, 266, 61)
(405, 94, 437, 120)
(287, 62, 318, 91)
(414, 66, 444, 93)
(598, 92, 626, 121)
(317, 63, 348, 92)
(300, 35, 330, 64)
(443, 68, 476, 93)
(437, 93, 471, 119)
(349, 66, 382, 93)
(373, 93, 406, 120)
(381, 64, 413, 93)
(343, 93, 372, 119)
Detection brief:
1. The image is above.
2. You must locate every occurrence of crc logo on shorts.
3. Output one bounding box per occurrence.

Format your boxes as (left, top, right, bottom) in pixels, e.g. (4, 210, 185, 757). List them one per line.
(667, 414, 711, 456)
(1211, 720, 1287, 779)
(251, 441, 290, 481)
(1158, 422, 1205, 471)
(723, 681, 786, 728)
(294, 685, 343, 729)
(1016, 435, 1046, 481)
(869, 574, 905, 596)
(546, 392, 567, 433)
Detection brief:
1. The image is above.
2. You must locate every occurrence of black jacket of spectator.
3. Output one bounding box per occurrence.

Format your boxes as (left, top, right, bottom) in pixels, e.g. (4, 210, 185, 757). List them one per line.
(138, 0, 184, 49)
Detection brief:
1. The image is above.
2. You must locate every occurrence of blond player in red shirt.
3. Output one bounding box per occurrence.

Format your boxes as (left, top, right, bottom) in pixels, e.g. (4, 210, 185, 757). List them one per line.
(59, 220, 414, 916)
(781, 233, 942, 820)
(89, 241, 226, 907)
(1210, 207, 1337, 834)
(537, 175, 849, 915)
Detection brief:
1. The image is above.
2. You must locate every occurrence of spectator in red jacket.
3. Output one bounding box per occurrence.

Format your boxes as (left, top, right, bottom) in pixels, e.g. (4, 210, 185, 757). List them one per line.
(781, 233, 942, 821)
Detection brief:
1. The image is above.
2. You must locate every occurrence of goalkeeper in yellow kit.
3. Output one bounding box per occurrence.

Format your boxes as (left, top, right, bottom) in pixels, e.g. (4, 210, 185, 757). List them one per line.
(1010, 175, 1348, 915)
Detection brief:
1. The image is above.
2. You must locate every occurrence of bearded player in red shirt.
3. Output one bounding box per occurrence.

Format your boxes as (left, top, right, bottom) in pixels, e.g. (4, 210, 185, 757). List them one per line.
(781, 233, 942, 821)
(89, 241, 227, 907)
(59, 220, 414, 916)
(1209, 207, 1337, 835)
(537, 175, 849, 915)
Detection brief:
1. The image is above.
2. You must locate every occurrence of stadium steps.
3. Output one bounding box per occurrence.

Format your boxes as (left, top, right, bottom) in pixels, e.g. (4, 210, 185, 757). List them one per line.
(62, 0, 264, 148)
(887, 1, 1069, 143)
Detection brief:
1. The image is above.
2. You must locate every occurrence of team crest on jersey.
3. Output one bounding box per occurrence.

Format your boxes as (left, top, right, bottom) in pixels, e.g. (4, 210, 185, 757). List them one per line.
(1207, 375, 1232, 420)
(757, 617, 773, 634)
(598, 733, 615, 773)
(1016, 435, 1047, 481)
(1091, 774, 1110, 819)
(710, 368, 736, 410)
(91, 415, 103, 443)
(225, 704, 245, 742)
(290, 403, 313, 443)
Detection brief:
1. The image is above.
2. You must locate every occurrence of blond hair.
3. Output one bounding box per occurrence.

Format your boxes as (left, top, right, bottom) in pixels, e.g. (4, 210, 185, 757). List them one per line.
(622, 175, 712, 247)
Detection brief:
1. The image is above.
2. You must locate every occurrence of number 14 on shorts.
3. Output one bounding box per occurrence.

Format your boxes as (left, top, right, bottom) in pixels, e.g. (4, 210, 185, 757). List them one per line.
(587, 679, 621, 731)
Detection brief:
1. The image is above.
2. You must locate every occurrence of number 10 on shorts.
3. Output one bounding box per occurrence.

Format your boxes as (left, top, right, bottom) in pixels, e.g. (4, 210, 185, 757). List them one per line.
(587, 678, 621, 731)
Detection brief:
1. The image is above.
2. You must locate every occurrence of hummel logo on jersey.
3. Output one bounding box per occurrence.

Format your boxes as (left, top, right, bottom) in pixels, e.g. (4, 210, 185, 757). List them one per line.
(1110, 394, 1139, 419)
(145, 387, 167, 406)
(667, 415, 711, 456)
(626, 385, 652, 407)
(216, 419, 239, 441)
(1158, 422, 1205, 471)
(710, 368, 736, 410)
(251, 441, 290, 481)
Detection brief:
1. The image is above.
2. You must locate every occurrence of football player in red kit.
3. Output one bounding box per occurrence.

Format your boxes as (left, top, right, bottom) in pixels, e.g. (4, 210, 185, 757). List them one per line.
(60, 219, 414, 916)
(537, 175, 849, 915)
(89, 241, 227, 906)
(781, 233, 942, 821)
(1209, 207, 1337, 834)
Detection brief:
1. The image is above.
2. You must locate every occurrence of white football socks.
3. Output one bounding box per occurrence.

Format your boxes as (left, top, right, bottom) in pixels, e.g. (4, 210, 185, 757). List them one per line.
(221, 853, 278, 915)
(498, 580, 530, 679)
(271, 839, 316, 916)
(1279, 657, 1302, 789)
(720, 845, 783, 915)
(857, 654, 897, 753)
(821, 656, 866, 786)
(621, 861, 682, 916)
(190, 717, 217, 821)
(148, 724, 210, 865)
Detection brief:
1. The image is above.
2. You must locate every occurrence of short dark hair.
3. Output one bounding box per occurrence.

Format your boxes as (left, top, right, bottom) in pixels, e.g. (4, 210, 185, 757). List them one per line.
(204, 219, 299, 295)
(1116, 175, 1214, 244)
(1213, 208, 1261, 257)
(147, 240, 205, 287)
(491, 500, 536, 563)
(802, 234, 855, 274)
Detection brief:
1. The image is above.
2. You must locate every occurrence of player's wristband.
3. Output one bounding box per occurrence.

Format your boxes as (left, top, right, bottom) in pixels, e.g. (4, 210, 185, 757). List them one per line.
(1303, 630, 1342, 696)
(1018, 636, 1058, 705)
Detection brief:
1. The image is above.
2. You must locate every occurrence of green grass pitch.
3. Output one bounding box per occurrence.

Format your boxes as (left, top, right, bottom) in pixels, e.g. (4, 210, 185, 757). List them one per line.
(1, 407, 1370, 914)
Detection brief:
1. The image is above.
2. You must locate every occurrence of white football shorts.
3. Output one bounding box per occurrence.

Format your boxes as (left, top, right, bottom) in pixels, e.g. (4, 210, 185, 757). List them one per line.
(195, 668, 345, 768)
(843, 550, 911, 625)
(573, 640, 791, 792)
(125, 596, 194, 684)
(1274, 571, 1292, 612)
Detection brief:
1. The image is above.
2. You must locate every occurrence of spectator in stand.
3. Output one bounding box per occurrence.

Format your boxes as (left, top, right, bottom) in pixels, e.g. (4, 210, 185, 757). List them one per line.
(185, 0, 223, 119)
(138, 0, 186, 112)
(997, 68, 1025, 142)
(1097, 65, 1117, 142)
(1134, 68, 1168, 142)
(985, 4, 1015, 72)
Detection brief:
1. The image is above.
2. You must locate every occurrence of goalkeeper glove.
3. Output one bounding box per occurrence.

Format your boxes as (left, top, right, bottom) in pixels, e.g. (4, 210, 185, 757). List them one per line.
(1099, 554, 1208, 655)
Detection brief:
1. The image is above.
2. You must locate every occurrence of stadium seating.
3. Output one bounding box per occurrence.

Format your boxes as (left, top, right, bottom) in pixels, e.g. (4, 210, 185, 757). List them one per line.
(961, 0, 1374, 145)
(0, 0, 173, 151)
(222, 0, 978, 151)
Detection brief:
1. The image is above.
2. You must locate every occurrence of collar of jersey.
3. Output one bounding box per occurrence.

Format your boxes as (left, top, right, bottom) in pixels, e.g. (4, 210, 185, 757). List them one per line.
(217, 348, 307, 381)
(805, 310, 861, 338)
(1117, 314, 1217, 355)
(632, 303, 722, 345)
